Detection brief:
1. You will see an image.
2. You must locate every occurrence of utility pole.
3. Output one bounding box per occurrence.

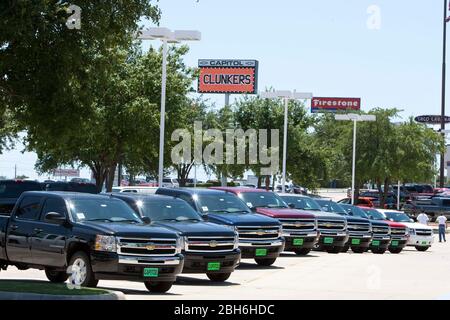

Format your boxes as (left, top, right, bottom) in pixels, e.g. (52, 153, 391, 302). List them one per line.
(440, 0, 449, 187)
(14, 164, 17, 179)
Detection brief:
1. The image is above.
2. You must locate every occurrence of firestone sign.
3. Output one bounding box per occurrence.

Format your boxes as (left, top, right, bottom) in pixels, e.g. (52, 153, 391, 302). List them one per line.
(198, 59, 258, 94)
(311, 97, 361, 113)
(414, 115, 450, 124)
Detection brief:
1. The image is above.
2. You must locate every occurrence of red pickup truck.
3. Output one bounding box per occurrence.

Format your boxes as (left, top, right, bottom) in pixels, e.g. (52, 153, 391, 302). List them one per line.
(211, 187, 319, 256)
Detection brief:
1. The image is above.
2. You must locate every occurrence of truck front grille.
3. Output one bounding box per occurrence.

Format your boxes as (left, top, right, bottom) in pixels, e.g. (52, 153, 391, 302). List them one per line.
(186, 236, 236, 253)
(317, 219, 346, 232)
(347, 221, 371, 234)
(280, 218, 316, 233)
(117, 238, 177, 257)
(372, 225, 390, 237)
(237, 226, 280, 241)
(416, 229, 433, 236)
(391, 227, 407, 238)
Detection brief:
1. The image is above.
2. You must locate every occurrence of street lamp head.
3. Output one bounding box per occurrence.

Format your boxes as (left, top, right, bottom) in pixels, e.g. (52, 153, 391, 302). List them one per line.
(145, 27, 172, 39)
(173, 30, 202, 41)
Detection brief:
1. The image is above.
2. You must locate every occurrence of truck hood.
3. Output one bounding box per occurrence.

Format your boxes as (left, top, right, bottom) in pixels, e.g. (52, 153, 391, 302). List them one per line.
(310, 211, 347, 221)
(154, 221, 236, 237)
(398, 222, 433, 230)
(207, 213, 280, 227)
(384, 221, 407, 228)
(77, 221, 179, 239)
(256, 208, 315, 219)
(370, 220, 390, 227)
(343, 216, 370, 223)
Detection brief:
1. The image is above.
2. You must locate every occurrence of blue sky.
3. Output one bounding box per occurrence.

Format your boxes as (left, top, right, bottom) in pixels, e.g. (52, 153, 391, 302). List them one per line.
(0, 0, 448, 180)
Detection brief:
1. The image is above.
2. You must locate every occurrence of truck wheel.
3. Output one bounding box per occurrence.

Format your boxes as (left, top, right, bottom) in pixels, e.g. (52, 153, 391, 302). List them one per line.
(326, 246, 342, 254)
(45, 268, 69, 283)
(415, 246, 430, 252)
(254, 258, 277, 266)
(144, 281, 173, 293)
(388, 247, 403, 254)
(68, 251, 98, 288)
(206, 272, 231, 282)
(351, 247, 366, 254)
(371, 248, 386, 254)
(341, 245, 350, 253)
(294, 248, 311, 256)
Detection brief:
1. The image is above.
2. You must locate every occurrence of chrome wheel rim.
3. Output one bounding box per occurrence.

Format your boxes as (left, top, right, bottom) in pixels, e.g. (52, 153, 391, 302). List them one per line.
(71, 258, 87, 285)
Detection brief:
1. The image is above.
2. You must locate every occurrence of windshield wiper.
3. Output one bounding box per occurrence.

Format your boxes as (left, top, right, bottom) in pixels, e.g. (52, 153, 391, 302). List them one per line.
(176, 218, 201, 222)
(86, 218, 114, 222)
(111, 219, 139, 224)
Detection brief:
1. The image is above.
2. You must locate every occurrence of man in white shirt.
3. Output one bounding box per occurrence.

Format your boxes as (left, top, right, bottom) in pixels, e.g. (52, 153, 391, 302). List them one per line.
(417, 212, 430, 225)
(436, 214, 447, 243)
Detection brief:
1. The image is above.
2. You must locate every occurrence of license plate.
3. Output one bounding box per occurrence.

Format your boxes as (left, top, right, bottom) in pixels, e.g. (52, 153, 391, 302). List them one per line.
(293, 238, 304, 246)
(255, 248, 268, 257)
(143, 268, 159, 278)
(324, 237, 334, 244)
(391, 240, 399, 247)
(207, 262, 221, 271)
(372, 240, 380, 246)
(422, 241, 428, 245)
(351, 239, 361, 245)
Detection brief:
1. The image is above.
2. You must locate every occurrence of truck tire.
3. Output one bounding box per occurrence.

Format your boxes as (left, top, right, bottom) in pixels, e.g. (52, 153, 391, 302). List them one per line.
(254, 258, 277, 266)
(351, 247, 366, 254)
(415, 246, 430, 252)
(144, 281, 173, 293)
(45, 268, 69, 283)
(68, 251, 98, 288)
(326, 246, 342, 254)
(371, 248, 386, 254)
(294, 248, 311, 256)
(206, 272, 231, 282)
(388, 247, 403, 254)
(341, 245, 350, 253)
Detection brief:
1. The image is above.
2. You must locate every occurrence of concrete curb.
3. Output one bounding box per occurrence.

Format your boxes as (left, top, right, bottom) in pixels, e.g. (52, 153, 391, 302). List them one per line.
(0, 290, 126, 300)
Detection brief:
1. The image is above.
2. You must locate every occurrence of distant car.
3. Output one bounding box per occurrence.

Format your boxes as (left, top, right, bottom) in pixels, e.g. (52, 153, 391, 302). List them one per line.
(70, 178, 91, 183)
(42, 181, 98, 194)
(338, 197, 375, 208)
(111, 186, 158, 194)
(162, 178, 179, 188)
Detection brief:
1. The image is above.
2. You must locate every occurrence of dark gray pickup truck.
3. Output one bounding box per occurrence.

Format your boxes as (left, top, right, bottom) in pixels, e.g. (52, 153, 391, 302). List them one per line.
(403, 197, 450, 222)
(0, 191, 184, 293)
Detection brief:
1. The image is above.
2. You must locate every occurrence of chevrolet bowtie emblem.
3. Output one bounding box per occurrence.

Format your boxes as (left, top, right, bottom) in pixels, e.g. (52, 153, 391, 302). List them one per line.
(257, 230, 265, 236)
(209, 240, 218, 248)
(145, 245, 156, 251)
(325, 223, 332, 228)
(295, 222, 302, 227)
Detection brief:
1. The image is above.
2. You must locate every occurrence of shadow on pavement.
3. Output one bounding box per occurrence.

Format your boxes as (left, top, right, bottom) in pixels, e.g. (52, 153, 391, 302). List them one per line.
(236, 262, 284, 270)
(174, 276, 240, 287)
(97, 285, 181, 296)
(279, 253, 320, 258)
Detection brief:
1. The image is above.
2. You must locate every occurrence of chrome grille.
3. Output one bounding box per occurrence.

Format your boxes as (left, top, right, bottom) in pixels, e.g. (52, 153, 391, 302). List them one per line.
(391, 227, 407, 237)
(279, 218, 316, 233)
(117, 237, 177, 257)
(186, 236, 236, 253)
(317, 219, 346, 232)
(416, 229, 433, 236)
(347, 222, 371, 234)
(372, 225, 390, 236)
(237, 226, 280, 241)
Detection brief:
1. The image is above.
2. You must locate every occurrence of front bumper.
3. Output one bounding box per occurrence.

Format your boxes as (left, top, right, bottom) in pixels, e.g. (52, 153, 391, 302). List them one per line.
(389, 238, 408, 249)
(318, 232, 349, 248)
(91, 252, 184, 282)
(370, 236, 391, 250)
(283, 232, 319, 252)
(346, 234, 372, 248)
(239, 239, 285, 259)
(407, 234, 434, 247)
(182, 249, 241, 274)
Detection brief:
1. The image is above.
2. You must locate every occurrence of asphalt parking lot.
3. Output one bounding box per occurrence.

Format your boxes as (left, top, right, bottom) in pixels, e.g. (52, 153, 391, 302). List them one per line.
(1, 236, 449, 300)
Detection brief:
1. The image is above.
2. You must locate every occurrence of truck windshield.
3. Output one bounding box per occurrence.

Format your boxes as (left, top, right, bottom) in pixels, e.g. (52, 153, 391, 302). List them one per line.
(197, 193, 250, 214)
(139, 199, 202, 222)
(238, 192, 288, 209)
(315, 200, 347, 215)
(383, 212, 410, 222)
(280, 196, 321, 211)
(0, 181, 42, 198)
(69, 198, 142, 223)
(362, 208, 385, 220)
(340, 204, 370, 219)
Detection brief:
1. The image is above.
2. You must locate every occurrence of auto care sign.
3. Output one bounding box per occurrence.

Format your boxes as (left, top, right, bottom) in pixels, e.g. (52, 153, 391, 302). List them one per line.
(311, 97, 361, 113)
(198, 59, 258, 94)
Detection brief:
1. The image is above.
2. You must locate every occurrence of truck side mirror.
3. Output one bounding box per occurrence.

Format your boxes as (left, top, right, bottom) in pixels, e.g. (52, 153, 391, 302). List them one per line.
(201, 214, 209, 221)
(288, 203, 296, 209)
(142, 216, 151, 224)
(45, 212, 66, 224)
(410, 219, 414, 223)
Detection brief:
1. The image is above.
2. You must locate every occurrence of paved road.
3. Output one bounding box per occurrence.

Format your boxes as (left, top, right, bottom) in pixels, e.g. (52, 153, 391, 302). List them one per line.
(1, 236, 449, 300)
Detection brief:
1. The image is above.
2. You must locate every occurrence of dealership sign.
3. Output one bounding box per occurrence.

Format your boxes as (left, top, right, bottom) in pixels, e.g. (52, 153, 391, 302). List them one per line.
(414, 115, 450, 124)
(198, 59, 258, 94)
(52, 169, 80, 177)
(311, 97, 361, 113)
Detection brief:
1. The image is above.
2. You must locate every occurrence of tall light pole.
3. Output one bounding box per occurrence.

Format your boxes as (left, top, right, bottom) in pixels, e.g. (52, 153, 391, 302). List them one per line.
(138, 28, 201, 187)
(441, 0, 450, 187)
(260, 90, 313, 194)
(335, 114, 376, 205)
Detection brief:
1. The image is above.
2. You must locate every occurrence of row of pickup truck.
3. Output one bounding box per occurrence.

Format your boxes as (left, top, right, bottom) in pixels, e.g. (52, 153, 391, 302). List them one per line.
(0, 181, 435, 294)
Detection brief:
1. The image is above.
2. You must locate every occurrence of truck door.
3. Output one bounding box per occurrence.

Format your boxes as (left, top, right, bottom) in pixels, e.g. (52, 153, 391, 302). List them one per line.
(6, 195, 44, 263)
(31, 197, 69, 267)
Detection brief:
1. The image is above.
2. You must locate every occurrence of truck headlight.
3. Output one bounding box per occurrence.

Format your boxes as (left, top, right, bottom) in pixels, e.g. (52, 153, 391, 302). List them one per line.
(408, 228, 415, 236)
(95, 235, 117, 252)
(176, 237, 184, 254)
(234, 232, 239, 249)
(278, 226, 283, 237)
(224, 225, 238, 232)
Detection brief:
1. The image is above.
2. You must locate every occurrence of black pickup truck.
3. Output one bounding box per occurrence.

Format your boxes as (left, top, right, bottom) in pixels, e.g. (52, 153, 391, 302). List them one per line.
(0, 192, 184, 293)
(403, 197, 450, 222)
(0, 180, 43, 215)
(110, 193, 241, 282)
